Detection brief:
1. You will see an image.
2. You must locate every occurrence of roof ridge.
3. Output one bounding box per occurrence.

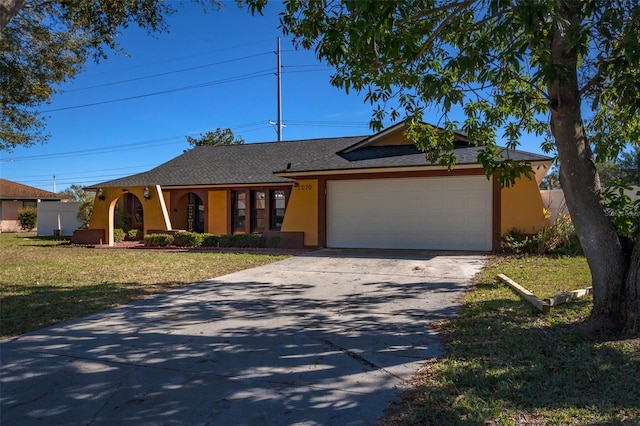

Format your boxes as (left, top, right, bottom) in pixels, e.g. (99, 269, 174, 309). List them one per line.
(0, 178, 65, 198)
(191, 134, 369, 149)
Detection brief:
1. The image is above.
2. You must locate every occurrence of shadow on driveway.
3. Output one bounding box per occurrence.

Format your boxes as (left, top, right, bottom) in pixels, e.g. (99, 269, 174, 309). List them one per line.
(1, 249, 486, 425)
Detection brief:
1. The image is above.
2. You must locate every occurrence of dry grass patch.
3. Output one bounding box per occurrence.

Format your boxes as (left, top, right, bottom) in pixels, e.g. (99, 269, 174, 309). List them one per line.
(0, 233, 289, 338)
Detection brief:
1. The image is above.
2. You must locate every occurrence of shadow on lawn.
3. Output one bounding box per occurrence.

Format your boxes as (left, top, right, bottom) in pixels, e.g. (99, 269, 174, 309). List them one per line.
(382, 295, 640, 425)
(0, 281, 188, 337)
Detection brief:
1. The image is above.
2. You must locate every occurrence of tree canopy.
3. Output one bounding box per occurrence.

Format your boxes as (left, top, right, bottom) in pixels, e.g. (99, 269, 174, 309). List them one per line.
(245, 0, 640, 331)
(598, 149, 640, 187)
(60, 184, 94, 228)
(185, 128, 245, 148)
(0, 0, 218, 151)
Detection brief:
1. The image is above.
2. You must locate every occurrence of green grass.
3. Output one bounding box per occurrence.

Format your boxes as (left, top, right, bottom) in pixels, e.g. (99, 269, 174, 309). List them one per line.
(0, 233, 289, 338)
(382, 254, 640, 425)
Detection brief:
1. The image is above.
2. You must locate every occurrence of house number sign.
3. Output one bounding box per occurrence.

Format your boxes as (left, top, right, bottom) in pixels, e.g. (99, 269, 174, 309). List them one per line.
(296, 184, 313, 191)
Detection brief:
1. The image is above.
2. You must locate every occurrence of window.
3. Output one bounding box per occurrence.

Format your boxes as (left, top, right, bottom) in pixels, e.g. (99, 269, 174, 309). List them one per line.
(233, 190, 246, 231)
(251, 191, 266, 232)
(270, 190, 286, 230)
(232, 188, 288, 233)
(23, 200, 37, 209)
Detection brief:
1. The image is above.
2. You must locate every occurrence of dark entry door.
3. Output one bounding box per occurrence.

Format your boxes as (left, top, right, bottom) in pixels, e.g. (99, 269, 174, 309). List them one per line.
(187, 193, 204, 233)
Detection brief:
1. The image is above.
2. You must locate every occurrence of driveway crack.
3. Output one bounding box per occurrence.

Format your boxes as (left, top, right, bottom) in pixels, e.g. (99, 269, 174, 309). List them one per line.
(315, 338, 402, 380)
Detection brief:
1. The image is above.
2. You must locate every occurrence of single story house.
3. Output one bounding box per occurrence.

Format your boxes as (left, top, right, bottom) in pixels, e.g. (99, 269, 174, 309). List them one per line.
(79, 123, 551, 250)
(0, 178, 68, 232)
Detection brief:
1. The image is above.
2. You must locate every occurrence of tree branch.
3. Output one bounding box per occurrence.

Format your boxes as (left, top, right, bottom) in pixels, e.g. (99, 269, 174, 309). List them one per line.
(0, 0, 27, 30)
(396, 0, 477, 25)
(415, 1, 471, 59)
(579, 66, 606, 97)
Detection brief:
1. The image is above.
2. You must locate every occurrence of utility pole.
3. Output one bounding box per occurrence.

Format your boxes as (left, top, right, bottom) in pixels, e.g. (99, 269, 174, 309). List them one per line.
(276, 37, 283, 142)
(53, 175, 56, 192)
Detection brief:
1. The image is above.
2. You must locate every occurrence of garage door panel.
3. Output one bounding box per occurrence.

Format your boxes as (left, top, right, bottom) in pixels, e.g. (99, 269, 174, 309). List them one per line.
(327, 176, 492, 251)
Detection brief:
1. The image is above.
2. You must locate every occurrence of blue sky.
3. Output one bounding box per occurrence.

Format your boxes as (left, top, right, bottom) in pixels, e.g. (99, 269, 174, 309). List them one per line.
(0, 1, 545, 193)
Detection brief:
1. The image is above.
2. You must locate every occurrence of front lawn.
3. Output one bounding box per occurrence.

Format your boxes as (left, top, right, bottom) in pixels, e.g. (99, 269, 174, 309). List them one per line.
(382, 255, 640, 425)
(0, 233, 289, 338)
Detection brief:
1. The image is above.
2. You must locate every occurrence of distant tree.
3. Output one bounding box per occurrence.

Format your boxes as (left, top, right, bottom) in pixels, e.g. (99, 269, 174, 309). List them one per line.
(540, 166, 560, 190)
(0, 0, 219, 151)
(597, 149, 640, 187)
(61, 184, 90, 202)
(186, 128, 245, 148)
(61, 184, 94, 228)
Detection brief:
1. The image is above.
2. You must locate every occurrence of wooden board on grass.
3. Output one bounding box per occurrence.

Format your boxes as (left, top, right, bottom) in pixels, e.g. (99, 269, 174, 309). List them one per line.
(497, 273, 550, 313)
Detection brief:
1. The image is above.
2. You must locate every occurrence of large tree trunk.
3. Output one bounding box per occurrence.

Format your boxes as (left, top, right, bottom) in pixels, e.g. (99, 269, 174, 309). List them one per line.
(547, 2, 631, 330)
(0, 0, 26, 31)
(624, 243, 640, 330)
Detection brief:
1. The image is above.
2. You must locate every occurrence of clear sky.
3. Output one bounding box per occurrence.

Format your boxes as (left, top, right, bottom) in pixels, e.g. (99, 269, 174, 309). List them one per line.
(0, 1, 545, 193)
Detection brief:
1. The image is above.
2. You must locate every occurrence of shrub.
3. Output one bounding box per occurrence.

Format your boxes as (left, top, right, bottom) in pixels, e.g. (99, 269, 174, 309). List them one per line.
(231, 233, 265, 248)
(126, 229, 141, 241)
(201, 234, 220, 247)
(173, 231, 203, 247)
(539, 217, 582, 255)
(218, 234, 234, 247)
(17, 208, 37, 231)
(501, 217, 582, 256)
(144, 233, 174, 247)
(266, 235, 281, 248)
(200, 233, 266, 248)
(76, 199, 93, 229)
(602, 178, 640, 238)
(113, 228, 126, 243)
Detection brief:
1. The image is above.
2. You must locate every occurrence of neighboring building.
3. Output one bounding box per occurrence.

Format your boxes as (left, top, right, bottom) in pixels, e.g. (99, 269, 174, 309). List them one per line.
(80, 123, 552, 250)
(0, 179, 68, 232)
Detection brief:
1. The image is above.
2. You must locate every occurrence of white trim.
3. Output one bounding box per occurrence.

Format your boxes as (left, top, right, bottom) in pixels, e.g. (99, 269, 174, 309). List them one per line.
(156, 185, 172, 231)
(159, 182, 293, 190)
(276, 164, 482, 178)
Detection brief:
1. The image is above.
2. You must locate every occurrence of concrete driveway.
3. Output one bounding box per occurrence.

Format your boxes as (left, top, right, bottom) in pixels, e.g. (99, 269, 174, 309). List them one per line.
(1, 249, 485, 426)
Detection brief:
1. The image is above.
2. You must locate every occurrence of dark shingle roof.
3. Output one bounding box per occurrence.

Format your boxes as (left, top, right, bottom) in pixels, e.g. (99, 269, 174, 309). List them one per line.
(91, 136, 367, 188)
(0, 179, 66, 200)
(280, 144, 550, 173)
(91, 133, 551, 188)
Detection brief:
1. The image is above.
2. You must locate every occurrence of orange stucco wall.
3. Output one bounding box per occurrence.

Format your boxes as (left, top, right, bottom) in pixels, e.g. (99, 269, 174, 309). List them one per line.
(88, 186, 171, 245)
(371, 131, 411, 146)
(501, 175, 548, 235)
(281, 179, 318, 246)
(208, 190, 228, 235)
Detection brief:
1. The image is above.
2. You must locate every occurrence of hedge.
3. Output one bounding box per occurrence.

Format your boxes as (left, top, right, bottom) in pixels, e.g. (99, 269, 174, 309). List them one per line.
(140, 232, 269, 249)
(144, 233, 174, 247)
(173, 231, 204, 247)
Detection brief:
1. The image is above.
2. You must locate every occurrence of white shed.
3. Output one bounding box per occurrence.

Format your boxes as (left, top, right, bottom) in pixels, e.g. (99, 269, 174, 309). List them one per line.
(37, 202, 82, 237)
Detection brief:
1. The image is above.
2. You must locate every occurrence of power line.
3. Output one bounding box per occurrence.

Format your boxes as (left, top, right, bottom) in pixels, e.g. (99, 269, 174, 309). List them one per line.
(81, 39, 276, 78)
(10, 163, 161, 179)
(286, 120, 378, 128)
(64, 52, 273, 93)
(2, 121, 276, 163)
(4, 136, 187, 161)
(42, 70, 274, 113)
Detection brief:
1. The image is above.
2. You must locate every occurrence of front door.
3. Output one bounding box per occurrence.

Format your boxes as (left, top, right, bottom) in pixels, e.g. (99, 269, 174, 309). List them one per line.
(187, 193, 204, 233)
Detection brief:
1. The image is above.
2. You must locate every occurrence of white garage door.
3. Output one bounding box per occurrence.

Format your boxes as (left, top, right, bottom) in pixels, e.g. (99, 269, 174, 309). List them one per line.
(327, 176, 492, 251)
